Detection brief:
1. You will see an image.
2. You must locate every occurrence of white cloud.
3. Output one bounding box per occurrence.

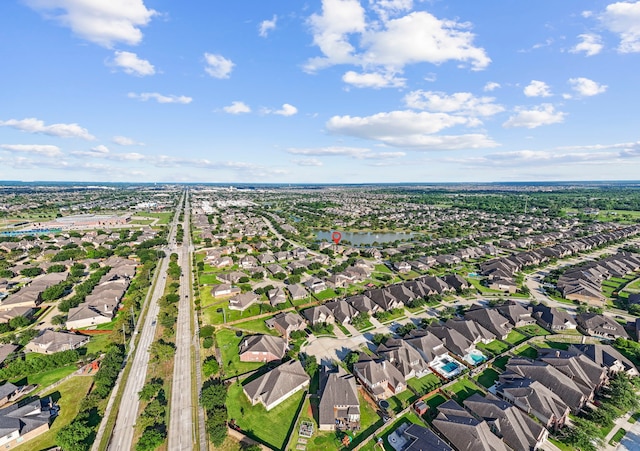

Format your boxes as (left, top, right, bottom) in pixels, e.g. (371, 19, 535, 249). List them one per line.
(570, 33, 604, 56)
(293, 158, 323, 166)
(483, 82, 501, 92)
(0, 144, 62, 157)
(361, 11, 491, 71)
(403, 90, 504, 117)
(223, 101, 251, 114)
(0, 117, 95, 140)
(326, 110, 498, 150)
(567, 77, 608, 97)
(287, 146, 405, 159)
(503, 104, 566, 129)
(128, 92, 192, 104)
(112, 135, 144, 146)
(90, 144, 109, 154)
(305, 2, 489, 74)
(24, 0, 156, 48)
(599, 1, 640, 53)
(259, 15, 277, 37)
(459, 141, 640, 168)
(112, 51, 155, 76)
(342, 70, 406, 88)
(305, 0, 367, 71)
(276, 104, 298, 116)
(204, 53, 234, 79)
(524, 80, 552, 97)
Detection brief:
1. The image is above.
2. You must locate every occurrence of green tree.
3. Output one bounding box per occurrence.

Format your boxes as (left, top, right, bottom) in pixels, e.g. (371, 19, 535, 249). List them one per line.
(20, 267, 43, 277)
(200, 380, 227, 410)
(136, 427, 166, 451)
(202, 357, 220, 377)
(56, 418, 93, 451)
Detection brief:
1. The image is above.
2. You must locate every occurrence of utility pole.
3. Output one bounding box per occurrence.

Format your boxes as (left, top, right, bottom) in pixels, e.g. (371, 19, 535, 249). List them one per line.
(130, 306, 135, 328)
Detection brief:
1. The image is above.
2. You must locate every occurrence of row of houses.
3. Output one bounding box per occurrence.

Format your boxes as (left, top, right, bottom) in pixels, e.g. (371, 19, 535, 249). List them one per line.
(557, 252, 640, 306)
(481, 225, 640, 294)
(65, 257, 137, 329)
(0, 272, 68, 323)
(302, 274, 470, 327)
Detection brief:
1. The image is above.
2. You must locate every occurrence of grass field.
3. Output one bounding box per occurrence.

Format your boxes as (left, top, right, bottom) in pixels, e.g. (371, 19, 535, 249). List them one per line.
(475, 368, 500, 388)
(203, 303, 263, 325)
(514, 344, 538, 360)
(13, 376, 93, 451)
(407, 373, 441, 395)
(448, 377, 484, 402)
(233, 316, 280, 335)
(477, 339, 510, 355)
(140, 211, 173, 225)
(516, 324, 550, 337)
(504, 330, 528, 346)
(12, 364, 78, 390)
(216, 328, 264, 376)
(226, 381, 305, 450)
(387, 389, 417, 413)
(199, 273, 222, 285)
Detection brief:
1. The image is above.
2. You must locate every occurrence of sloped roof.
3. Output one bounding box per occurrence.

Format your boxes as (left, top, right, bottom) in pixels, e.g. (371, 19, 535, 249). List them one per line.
(243, 360, 309, 409)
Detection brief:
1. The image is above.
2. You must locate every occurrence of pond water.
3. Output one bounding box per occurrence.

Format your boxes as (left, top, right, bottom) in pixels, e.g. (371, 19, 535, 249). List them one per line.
(315, 230, 414, 246)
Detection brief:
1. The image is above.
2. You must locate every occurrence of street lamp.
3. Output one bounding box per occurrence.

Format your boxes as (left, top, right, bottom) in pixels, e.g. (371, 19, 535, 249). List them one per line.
(216, 308, 226, 323)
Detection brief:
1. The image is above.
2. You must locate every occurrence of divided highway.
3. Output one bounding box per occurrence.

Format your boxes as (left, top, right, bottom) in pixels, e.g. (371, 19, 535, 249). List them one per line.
(167, 192, 196, 450)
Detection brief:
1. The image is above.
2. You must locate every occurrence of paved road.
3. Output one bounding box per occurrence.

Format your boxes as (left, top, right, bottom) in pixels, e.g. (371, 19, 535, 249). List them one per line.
(168, 192, 196, 450)
(106, 197, 183, 451)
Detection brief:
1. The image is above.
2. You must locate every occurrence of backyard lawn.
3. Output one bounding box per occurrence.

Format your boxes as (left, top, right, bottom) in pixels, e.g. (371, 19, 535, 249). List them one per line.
(199, 273, 222, 285)
(386, 389, 417, 413)
(407, 373, 442, 396)
(448, 377, 484, 403)
(216, 329, 264, 376)
(477, 339, 510, 355)
(12, 364, 78, 391)
(204, 303, 263, 325)
(514, 344, 538, 360)
(504, 330, 528, 346)
(474, 368, 500, 389)
(226, 381, 305, 450)
(516, 324, 550, 337)
(234, 316, 280, 335)
(493, 355, 510, 370)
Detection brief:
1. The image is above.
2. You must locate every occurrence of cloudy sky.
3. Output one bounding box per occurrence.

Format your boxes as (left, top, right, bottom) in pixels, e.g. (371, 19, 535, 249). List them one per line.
(1, 0, 639, 183)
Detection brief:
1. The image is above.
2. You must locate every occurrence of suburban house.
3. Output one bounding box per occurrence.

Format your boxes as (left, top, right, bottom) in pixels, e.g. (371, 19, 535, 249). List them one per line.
(303, 305, 334, 326)
(537, 348, 608, 393)
(530, 305, 577, 331)
(228, 292, 260, 311)
(445, 319, 496, 345)
(239, 334, 287, 362)
(404, 329, 449, 365)
(500, 358, 595, 413)
(569, 344, 639, 377)
(242, 360, 310, 411)
(393, 261, 411, 273)
(347, 295, 380, 315)
(324, 300, 358, 325)
(497, 302, 536, 327)
(442, 274, 471, 292)
(287, 284, 308, 301)
(464, 306, 513, 340)
(0, 383, 19, 407)
(353, 354, 406, 400)
(26, 330, 89, 354)
(375, 338, 430, 380)
(0, 396, 56, 449)
(575, 313, 629, 340)
(318, 366, 360, 431)
(210, 283, 241, 298)
(495, 377, 569, 430)
(464, 393, 549, 451)
(304, 277, 327, 294)
(427, 325, 475, 358)
(265, 312, 306, 338)
(65, 304, 113, 329)
(267, 287, 287, 307)
(432, 399, 511, 451)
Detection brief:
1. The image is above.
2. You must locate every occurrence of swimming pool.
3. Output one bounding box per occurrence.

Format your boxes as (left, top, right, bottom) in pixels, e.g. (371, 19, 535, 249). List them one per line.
(470, 353, 486, 364)
(465, 350, 487, 365)
(442, 362, 459, 372)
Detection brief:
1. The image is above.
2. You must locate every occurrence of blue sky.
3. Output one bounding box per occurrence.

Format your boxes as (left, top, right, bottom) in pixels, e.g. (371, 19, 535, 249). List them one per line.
(1, 0, 639, 183)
